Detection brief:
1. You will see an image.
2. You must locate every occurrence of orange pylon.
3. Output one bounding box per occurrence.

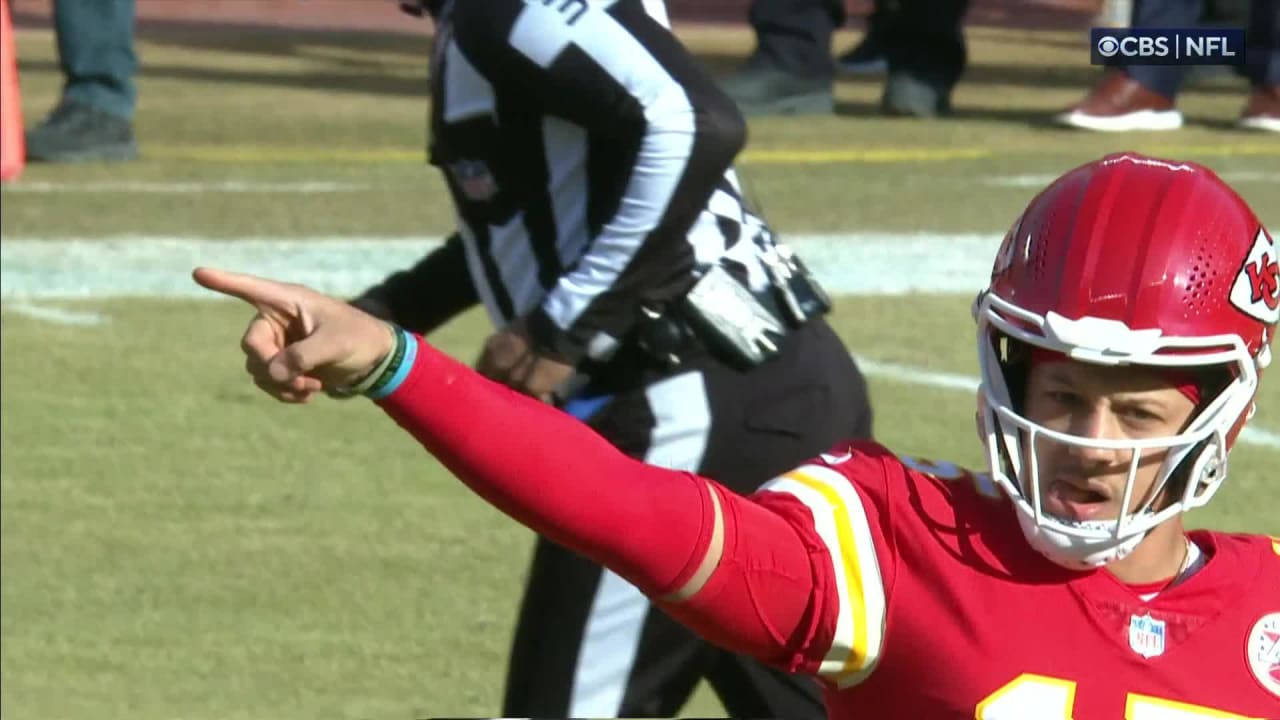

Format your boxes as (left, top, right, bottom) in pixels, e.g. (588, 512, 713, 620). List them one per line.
(1, 0, 26, 182)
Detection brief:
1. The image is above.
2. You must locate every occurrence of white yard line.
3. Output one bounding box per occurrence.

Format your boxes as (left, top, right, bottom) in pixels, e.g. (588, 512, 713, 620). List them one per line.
(2, 233, 1275, 450)
(852, 355, 1280, 451)
(0, 233, 1001, 299)
(3, 302, 108, 326)
(853, 356, 980, 393)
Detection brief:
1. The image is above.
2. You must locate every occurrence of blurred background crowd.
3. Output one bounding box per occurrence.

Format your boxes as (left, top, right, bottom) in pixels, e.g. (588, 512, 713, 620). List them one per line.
(12, 0, 1278, 168)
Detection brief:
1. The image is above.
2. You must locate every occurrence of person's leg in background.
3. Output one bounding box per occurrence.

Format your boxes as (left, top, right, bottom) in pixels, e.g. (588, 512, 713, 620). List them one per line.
(718, 0, 844, 116)
(836, 0, 888, 75)
(1185, 0, 1248, 83)
(26, 0, 138, 162)
(876, 0, 970, 116)
(1239, 0, 1280, 131)
(499, 369, 737, 718)
(1114, 0, 1195, 107)
(1055, 0, 1197, 131)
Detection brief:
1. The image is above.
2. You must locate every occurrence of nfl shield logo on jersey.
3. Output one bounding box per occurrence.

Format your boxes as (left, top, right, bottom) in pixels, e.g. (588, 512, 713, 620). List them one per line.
(1128, 613, 1167, 659)
(1246, 612, 1280, 698)
(448, 159, 498, 202)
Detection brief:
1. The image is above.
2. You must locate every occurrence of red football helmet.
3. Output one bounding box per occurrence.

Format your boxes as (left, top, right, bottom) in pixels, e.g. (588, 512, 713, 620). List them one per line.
(973, 152, 1277, 569)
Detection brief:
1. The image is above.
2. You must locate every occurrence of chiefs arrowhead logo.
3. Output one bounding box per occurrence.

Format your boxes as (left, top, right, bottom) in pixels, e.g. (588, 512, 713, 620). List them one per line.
(1246, 612, 1280, 698)
(1230, 228, 1280, 325)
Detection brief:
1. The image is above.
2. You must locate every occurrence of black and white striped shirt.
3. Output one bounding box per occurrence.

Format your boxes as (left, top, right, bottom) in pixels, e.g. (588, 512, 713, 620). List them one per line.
(383, 0, 783, 365)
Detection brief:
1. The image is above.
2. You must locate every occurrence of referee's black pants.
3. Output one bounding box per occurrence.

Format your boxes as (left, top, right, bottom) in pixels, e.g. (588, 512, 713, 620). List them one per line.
(500, 317, 873, 718)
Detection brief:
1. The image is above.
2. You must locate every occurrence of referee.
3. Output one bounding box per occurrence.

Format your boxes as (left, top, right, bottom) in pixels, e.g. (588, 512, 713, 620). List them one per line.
(356, 0, 874, 716)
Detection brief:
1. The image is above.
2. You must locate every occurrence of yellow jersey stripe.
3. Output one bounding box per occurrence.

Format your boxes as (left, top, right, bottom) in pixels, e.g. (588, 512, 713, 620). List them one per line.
(788, 469, 870, 674)
(759, 475, 857, 676)
(760, 463, 887, 686)
(801, 464, 888, 683)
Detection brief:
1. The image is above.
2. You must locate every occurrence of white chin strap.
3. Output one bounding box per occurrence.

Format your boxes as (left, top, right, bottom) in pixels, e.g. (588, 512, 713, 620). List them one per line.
(1013, 508, 1147, 570)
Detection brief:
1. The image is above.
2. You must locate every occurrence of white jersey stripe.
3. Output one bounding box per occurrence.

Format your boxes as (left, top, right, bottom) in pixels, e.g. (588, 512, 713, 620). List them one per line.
(456, 221, 505, 329)
(443, 40, 496, 123)
(797, 464, 888, 685)
(508, 1, 695, 329)
(541, 116, 592, 271)
(488, 214, 545, 317)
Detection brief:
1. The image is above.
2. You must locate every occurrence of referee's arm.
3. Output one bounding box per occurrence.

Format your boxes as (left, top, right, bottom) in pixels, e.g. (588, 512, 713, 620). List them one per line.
(350, 234, 479, 335)
(465, 0, 747, 364)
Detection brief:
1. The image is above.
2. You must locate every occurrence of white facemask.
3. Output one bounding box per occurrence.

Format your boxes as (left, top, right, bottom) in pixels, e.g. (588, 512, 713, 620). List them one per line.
(973, 292, 1257, 570)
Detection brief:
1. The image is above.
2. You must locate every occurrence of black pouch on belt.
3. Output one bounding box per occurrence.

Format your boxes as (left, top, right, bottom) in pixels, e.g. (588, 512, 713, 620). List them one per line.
(677, 264, 789, 370)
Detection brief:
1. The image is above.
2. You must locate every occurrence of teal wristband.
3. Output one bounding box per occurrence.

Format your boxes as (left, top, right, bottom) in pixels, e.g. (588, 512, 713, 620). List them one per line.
(366, 328, 417, 399)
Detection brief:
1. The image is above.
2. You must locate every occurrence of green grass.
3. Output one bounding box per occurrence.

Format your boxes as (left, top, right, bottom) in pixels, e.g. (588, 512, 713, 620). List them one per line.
(3, 296, 1276, 719)
(2, 20, 1279, 720)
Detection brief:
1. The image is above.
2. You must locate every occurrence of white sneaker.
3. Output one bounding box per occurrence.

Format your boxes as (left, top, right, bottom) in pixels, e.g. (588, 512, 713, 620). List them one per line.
(1238, 86, 1280, 132)
(1055, 108, 1185, 132)
(1238, 115, 1280, 132)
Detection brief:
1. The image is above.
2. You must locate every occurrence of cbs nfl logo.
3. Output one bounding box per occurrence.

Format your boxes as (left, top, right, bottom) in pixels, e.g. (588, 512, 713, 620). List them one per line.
(1091, 27, 1246, 66)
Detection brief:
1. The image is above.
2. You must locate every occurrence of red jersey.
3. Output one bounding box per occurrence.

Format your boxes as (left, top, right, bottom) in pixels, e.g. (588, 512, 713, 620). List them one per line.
(752, 441, 1280, 720)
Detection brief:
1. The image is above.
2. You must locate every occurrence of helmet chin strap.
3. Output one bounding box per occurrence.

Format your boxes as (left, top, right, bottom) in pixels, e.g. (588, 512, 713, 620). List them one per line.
(1015, 510, 1148, 570)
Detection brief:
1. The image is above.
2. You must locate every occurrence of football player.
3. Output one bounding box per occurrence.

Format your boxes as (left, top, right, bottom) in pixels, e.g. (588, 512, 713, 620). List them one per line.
(197, 152, 1280, 718)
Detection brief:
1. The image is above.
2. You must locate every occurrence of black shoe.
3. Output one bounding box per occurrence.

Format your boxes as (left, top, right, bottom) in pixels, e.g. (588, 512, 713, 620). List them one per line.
(25, 99, 138, 163)
(881, 71, 952, 118)
(720, 64, 834, 117)
(836, 34, 887, 75)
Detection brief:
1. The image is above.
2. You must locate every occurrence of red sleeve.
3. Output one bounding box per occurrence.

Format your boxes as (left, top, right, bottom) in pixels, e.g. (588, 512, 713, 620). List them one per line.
(745, 443, 901, 688)
(373, 335, 822, 665)
(375, 336, 902, 678)
(657, 480, 828, 671)
(375, 336, 828, 663)
(376, 336, 716, 597)
(376, 338, 907, 680)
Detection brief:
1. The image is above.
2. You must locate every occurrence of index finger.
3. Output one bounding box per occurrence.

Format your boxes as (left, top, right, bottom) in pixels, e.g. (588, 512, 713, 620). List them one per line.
(192, 267, 301, 312)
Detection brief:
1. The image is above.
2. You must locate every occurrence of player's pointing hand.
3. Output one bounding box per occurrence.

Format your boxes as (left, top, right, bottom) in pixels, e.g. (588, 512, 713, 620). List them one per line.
(192, 267, 397, 403)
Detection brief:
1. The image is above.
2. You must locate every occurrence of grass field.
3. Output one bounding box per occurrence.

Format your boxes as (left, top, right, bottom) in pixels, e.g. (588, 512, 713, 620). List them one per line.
(2, 19, 1279, 720)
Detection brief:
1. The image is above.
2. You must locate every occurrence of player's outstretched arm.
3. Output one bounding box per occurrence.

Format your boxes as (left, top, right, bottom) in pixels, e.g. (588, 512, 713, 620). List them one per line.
(193, 267, 827, 670)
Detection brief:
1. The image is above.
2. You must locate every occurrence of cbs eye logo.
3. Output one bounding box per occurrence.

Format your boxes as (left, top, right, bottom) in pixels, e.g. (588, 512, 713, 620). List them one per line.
(1097, 35, 1121, 57)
